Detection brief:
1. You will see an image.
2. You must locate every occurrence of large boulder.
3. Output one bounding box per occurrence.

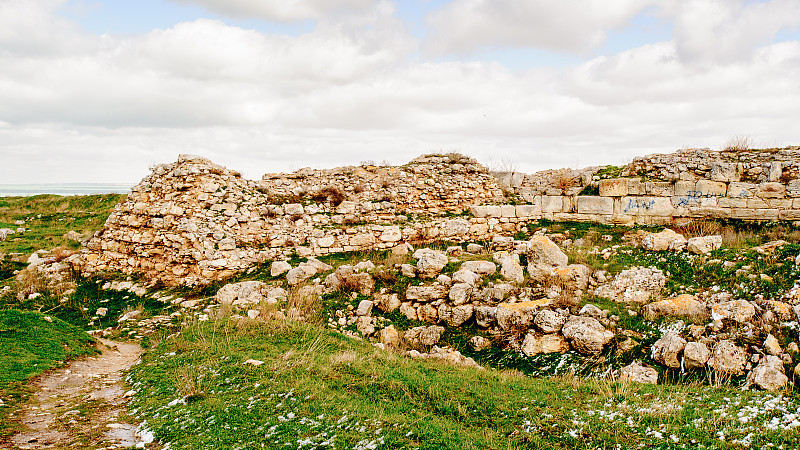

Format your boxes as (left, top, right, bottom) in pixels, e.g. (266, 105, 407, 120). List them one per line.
(438, 304, 474, 327)
(711, 300, 755, 323)
(403, 325, 445, 349)
(216, 281, 271, 305)
(594, 267, 666, 303)
(651, 332, 687, 369)
(406, 284, 449, 302)
(413, 249, 449, 278)
(747, 355, 788, 391)
(498, 254, 524, 284)
(448, 283, 473, 306)
(619, 362, 658, 384)
(683, 342, 711, 370)
(534, 309, 567, 333)
(641, 229, 687, 252)
(687, 235, 723, 255)
(642, 294, 709, 322)
(708, 340, 747, 375)
(526, 235, 568, 267)
(521, 333, 569, 356)
(460, 260, 497, 275)
(561, 316, 614, 355)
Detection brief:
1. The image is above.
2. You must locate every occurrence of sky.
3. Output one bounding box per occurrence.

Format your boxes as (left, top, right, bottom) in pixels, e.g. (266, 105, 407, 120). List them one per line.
(2, 0, 800, 184)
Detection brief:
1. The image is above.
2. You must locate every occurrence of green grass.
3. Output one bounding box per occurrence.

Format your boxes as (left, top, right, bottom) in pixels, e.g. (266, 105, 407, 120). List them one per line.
(0, 309, 98, 437)
(0, 193, 125, 257)
(129, 317, 800, 449)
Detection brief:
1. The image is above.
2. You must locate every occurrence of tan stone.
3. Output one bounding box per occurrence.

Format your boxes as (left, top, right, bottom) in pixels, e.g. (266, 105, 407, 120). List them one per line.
(599, 179, 628, 197)
(521, 333, 569, 356)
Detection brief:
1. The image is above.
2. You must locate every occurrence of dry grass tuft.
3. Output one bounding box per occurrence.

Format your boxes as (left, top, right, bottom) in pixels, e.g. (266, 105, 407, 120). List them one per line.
(723, 135, 753, 152)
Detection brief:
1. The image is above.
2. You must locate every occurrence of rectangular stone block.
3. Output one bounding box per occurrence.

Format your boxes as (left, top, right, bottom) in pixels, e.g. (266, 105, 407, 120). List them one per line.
(541, 196, 565, 213)
(730, 209, 780, 220)
(696, 180, 728, 196)
(519, 187, 537, 203)
(757, 182, 786, 198)
(645, 181, 673, 196)
(674, 180, 696, 197)
(779, 210, 800, 221)
(626, 178, 645, 195)
(500, 205, 516, 218)
(787, 180, 800, 198)
(599, 178, 628, 197)
(728, 182, 757, 198)
(711, 162, 740, 182)
(485, 205, 502, 217)
(577, 196, 613, 214)
(515, 204, 541, 218)
(620, 196, 674, 216)
(718, 198, 748, 208)
(469, 206, 489, 218)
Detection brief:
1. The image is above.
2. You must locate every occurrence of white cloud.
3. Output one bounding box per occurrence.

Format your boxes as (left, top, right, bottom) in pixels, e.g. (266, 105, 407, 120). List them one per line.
(666, 0, 800, 65)
(424, 0, 656, 55)
(170, 0, 379, 22)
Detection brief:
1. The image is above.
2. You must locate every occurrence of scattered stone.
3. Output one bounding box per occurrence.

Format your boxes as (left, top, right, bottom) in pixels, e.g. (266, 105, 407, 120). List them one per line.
(438, 304, 474, 327)
(594, 267, 666, 303)
(380, 325, 400, 350)
(561, 315, 614, 355)
(374, 292, 401, 312)
(642, 294, 709, 322)
(243, 359, 264, 366)
(413, 249, 449, 278)
(355, 300, 373, 316)
(641, 229, 687, 251)
(403, 325, 445, 349)
(687, 235, 722, 255)
(405, 284, 448, 302)
(452, 268, 481, 286)
(270, 261, 292, 277)
(521, 333, 569, 356)
(534, 309, 567, 333)
(526, 235, 568, 267)
(747, 355, 788, 391)
(466, 243, 483, 254)
(470, 335, 492, 351)
(711, 300, 755, 323)
(683, 341, 711, 370)
(619, 362, 658, 384)
(460, 260, 496, 275)
(448, 283, 473, 306)
(708, 340, 747, 375)
(651, 332, 687, 369)
(764, 334, 783, 356)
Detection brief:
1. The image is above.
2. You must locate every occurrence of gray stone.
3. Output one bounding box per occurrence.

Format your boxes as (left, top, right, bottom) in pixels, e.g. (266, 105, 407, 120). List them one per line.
(460, 260, 496, 275)
(413, 249, 449, 278)
(526, 235, 568, 267)
(651, 332, 687, 369)
(708, 340, 747, 375)
(687, 235, 722, 254)
(619, 362, 658, 384)
(438, 304, 474, 327)
(577, 196, 613, 214)
(406, 284, 448, 302)
(403, 325, 445, 349)
(534, 309, 567, 333)
(355, 300, 374, 316)
(561, 315, 614, 355)
(684, 342, 711, 370)
(474, 306, 496, 328)
(448, 283, 473, 305)
(747, 355, 788, 391)
(711, 300, 755, 323)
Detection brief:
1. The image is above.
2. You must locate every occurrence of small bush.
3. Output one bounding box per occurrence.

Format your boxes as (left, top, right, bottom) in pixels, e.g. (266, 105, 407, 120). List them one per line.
(723, 135, 752, 152)
(311, 187, 346, 207)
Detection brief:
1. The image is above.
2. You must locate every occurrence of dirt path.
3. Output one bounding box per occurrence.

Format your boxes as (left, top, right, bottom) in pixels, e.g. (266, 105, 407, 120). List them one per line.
(7, 339, 152, 449)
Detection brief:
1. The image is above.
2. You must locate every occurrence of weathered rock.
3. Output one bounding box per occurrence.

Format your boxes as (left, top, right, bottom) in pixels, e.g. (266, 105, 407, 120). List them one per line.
(747, 355, 788, 391)
(521, 333, 569, 356)
(413, 249, 449, 278)
(380, 325, 400, 350)
(499, 255, 524, 284)
(216, 281, 269, 305)
(466, 243, 483, 254)
(438, 304, 474, 327)
(711, 300, 755, 323)
(417, 304, 439, 323)
(642, 294, 709, 322)
(594, 267, 666, 303)
(400, 302, 418, 321)
(270, 261, 292, 277)
(474, 306, 496, 328)
(405, 284, 448, 302)
(355, 300, 374, 316)
(374, 292, 401, 312)
(534, 309, 567, 333)
(651, 332, 687, 369)
(452, 268, 481, 286)
(448, 283, 473, 306)
(708, 340, 747, 375)
(561, 315, 614, 355)
(460, 260, 496, 276)
(687, 235, 723, 255)
(683, 342, 711, 370)
(495, 302, 538, 330)
(470, 335, 492, 351)
(764, 334, 783, 356)
(403, 325, 445, 349)
(551, 264, 593, 291)
(641, 229, 687, 251)
(526, 235, 568, 267)
(578, 303, 604, 320)
(619, 362, 658, 384)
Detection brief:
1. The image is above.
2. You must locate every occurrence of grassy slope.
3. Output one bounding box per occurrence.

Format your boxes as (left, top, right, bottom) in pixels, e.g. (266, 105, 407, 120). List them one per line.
(0, 310, 98, 436)
(129, 318, 800, 450)
(0, 193, 125, 257)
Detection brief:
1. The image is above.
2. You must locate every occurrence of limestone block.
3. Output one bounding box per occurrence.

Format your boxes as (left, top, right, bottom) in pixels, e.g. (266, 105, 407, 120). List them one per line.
(500, 205, 516, 218)
(576, 196, 613, 214)
(619, 363, 658, 384)
(696, 180, 728, 196)
(768, 161, 782, 182)
(380, 226, 402, 242)
(470, 206, 490, 218)
(599, 179, 628, 197)
(626, 178, 645, 195)
(730, 209, 779, 220)
(284, 203, 304, 216)
(787, 180, 800, 198)
(684, 342, 711, 370)
(515, 204, 541, 218)
(652, 332, 687, 368)
(728, 182, 757, 198)
(521, 333, 569, 356)
(708, 340, 747, 375)
(711, 162, 740, 182)
(717, 198, 748, 208)
(317, 236, 335, 247)
(674, 180, 696, 197)
(541, 196, 565, 213)
(779, 210, 800, 221)
(757, 182, 785, 199)
(620, 196, 674, 216)
(485, 205, 502, 217)
(645, 181, 674, 196)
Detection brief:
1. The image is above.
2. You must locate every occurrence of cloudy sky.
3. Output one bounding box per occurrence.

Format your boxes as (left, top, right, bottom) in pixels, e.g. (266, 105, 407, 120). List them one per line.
(2, 0, 800, 184)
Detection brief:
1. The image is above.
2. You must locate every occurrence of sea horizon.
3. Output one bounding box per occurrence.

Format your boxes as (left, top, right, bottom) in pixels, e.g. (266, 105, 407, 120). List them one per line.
(0, 183, 133, 197)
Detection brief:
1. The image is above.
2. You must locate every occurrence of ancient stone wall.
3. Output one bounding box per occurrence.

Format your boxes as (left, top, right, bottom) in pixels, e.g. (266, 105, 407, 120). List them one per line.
(77, 148, 800, 286)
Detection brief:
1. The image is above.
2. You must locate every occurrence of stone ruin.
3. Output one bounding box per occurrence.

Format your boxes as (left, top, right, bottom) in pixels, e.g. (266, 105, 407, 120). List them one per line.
(71, 146, 800, 286)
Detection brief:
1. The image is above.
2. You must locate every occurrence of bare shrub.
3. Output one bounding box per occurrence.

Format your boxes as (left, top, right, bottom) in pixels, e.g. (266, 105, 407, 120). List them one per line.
(723, 135, 752, 152)
(311, 187, 346, 207)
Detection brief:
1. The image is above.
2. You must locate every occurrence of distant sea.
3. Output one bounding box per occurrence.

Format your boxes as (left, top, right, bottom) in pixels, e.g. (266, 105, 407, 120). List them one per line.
(0, 184, 133, 197)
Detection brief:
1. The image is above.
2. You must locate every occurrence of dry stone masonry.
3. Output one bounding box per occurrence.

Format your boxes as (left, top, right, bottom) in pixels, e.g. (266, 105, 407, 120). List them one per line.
(75, 147, 800, 286)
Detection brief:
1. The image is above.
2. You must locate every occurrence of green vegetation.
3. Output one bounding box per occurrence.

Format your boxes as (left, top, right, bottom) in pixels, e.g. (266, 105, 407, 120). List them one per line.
(0, 194, 125, 257)
(0, 310, 98, 436)
(129, 317, 800, 449)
